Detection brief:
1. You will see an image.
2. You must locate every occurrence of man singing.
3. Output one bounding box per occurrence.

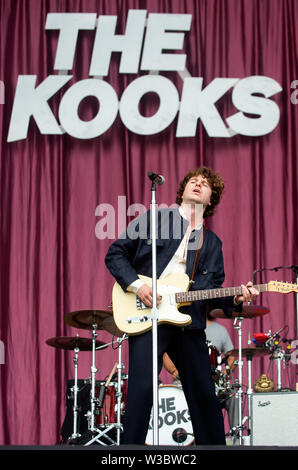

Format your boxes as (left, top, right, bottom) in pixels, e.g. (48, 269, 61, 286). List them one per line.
(105, 166, 258, 445)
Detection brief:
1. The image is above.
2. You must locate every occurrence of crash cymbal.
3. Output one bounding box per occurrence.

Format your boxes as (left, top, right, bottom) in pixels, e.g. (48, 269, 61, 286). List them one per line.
(228, 347, 270, 358)
(64, 309, 124, 337)
(101, 315, 124, 338)
(46, 336, 108, 351)
(210, 305, 270, 319)
(64, 309, 112, 329)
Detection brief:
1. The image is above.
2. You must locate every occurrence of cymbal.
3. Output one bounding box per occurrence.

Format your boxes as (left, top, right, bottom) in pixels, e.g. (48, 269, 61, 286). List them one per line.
(228, 347, 270, 358)
(210, 305, 270, 319)
(46, 336, 108, 351)
(64, 309, 124, 337)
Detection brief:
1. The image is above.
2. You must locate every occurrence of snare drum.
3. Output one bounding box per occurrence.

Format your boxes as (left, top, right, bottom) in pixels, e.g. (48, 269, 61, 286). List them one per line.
(95, 376, 128, 427)
(145, 385, 194, 446)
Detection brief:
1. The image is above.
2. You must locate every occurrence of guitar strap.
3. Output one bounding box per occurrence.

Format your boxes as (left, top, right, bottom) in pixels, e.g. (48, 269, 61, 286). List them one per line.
(188, 225, 206, 289)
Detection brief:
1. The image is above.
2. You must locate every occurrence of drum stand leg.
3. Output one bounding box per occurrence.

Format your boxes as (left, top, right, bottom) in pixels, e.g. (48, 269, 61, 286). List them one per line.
(233, 317, 244, 445)
(115, 334, 127, 445)
(90, 323, 99, 433)
(83, 323, 104, 445)
(275, 348, 284, 391)
(70, 345, 81, 440)
(246, 354, 253, 445)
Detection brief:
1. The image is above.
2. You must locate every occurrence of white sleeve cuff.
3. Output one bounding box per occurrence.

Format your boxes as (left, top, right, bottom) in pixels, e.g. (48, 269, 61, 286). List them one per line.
(126, 279, 145, 294)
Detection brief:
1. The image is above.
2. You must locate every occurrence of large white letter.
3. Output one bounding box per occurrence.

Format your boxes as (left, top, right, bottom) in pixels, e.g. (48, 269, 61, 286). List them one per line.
(95, 203, 115, 240)
(46, 13, 97, 71)
(176, 77, 238, 137)
(7, 75, 72, 142)
(141, 13, 192, 71)
(89, 10, 147, 76)
(119, 75, 179, 135)
(226, 76, 282, 136)
(58, 79, 118, 139)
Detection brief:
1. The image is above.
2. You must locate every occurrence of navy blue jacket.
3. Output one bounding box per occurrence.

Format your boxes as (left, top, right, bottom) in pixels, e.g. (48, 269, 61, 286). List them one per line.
(105, 208, 235, 330)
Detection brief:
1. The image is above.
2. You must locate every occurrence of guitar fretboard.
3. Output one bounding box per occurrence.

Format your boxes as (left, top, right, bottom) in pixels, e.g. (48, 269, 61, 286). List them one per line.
(175, 283, 268, 304)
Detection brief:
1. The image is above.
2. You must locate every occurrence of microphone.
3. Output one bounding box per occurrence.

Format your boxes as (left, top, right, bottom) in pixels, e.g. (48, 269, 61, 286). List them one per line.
(265, 325, 287, 345)
(148, 171, 165, 186)
(172, 428, 188, 443)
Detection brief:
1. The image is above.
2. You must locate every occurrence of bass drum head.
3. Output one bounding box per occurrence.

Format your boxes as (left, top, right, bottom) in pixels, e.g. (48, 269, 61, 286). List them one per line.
(145, 385, 194, 446)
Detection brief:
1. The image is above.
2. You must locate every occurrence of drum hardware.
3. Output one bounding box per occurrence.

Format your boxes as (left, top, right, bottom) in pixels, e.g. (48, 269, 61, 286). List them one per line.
(172, 428, 191, 444)
(64, 309, 127, 446)
(211, 305, 270, 445)
(72, 346, 80, 440)
(226, 416, 250, 441)
(265, 326, 295, 392)
(45, 335, 108, 441)
(84, 360, 118, 446)
(83, 333, 128, 446)
(207, 342, 238, 404)
(229, 346, 271, 444)
(233, 316, 245, 445)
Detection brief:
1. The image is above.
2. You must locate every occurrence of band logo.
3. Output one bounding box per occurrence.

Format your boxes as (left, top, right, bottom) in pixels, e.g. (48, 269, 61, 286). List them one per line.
(7, 11, 282, 143)
(147, 395, 191, 430)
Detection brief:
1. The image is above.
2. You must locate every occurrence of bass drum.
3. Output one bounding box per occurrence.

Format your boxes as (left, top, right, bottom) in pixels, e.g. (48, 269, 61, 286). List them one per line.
(145, 385, 194, 446)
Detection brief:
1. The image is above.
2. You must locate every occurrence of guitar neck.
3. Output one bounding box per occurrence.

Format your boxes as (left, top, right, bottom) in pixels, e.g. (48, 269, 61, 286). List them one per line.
(175, 283, 268, 304)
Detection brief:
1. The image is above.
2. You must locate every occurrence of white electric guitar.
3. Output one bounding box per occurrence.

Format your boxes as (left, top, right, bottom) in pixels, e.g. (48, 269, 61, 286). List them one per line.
(111, 273, 298, 335)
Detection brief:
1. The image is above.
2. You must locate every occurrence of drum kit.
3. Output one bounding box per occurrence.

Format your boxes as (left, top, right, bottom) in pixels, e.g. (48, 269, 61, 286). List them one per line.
(46, 303, 296, 447)
(46, 309, 128, 446)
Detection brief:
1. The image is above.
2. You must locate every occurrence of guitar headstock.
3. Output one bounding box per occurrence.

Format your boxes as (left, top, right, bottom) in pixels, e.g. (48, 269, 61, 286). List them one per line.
(267, 280, 298, 294)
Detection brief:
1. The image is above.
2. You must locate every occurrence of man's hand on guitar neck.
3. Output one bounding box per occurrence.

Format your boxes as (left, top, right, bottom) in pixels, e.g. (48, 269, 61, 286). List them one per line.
(234, 281, 259, 304)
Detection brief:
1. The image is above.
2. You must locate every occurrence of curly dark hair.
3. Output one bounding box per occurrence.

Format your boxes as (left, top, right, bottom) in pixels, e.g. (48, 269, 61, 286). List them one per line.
(176, 166, 225, 218)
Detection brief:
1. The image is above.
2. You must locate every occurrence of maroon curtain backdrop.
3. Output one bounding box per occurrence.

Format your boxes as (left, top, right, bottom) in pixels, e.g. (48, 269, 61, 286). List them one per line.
(0, 0, 297, 445)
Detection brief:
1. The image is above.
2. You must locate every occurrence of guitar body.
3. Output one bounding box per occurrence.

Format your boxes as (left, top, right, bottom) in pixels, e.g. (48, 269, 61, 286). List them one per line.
(112, 273, 192, 335)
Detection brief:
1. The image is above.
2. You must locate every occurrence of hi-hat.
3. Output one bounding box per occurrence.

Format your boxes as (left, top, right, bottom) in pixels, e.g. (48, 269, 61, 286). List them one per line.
(46, 336, 108, 351)
(210, 305, 270, 319)
(228, 347, 270, 358)
(64, 309, 124, 337)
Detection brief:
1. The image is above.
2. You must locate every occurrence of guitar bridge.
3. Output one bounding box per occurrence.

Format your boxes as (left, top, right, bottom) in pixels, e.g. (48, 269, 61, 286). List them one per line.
(126, 315, 152, 324)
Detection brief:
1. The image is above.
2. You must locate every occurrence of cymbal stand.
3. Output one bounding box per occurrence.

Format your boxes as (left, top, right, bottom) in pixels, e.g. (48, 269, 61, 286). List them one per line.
(275, 347, 284, 391)
(89, 323, 99, 432)
(269, 341, 284, 391)
(246, 351, 253, 446)
(233, 316, 244, 445)
(82, 321, 104, 446)
(115, 334, 127, 445)
(70, 344, 81, 440)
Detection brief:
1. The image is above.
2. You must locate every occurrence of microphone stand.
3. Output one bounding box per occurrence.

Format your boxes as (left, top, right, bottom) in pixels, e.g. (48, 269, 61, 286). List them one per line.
(252, 264, 298, 336)
(150, 178, 159, 446)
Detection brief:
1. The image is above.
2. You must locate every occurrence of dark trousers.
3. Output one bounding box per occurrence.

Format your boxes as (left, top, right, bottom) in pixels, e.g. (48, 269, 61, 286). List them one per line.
(123, 325, 226, 445)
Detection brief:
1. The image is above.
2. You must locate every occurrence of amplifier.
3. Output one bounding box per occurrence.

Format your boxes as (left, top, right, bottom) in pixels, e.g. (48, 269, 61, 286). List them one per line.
(251, 392, 298, 446)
